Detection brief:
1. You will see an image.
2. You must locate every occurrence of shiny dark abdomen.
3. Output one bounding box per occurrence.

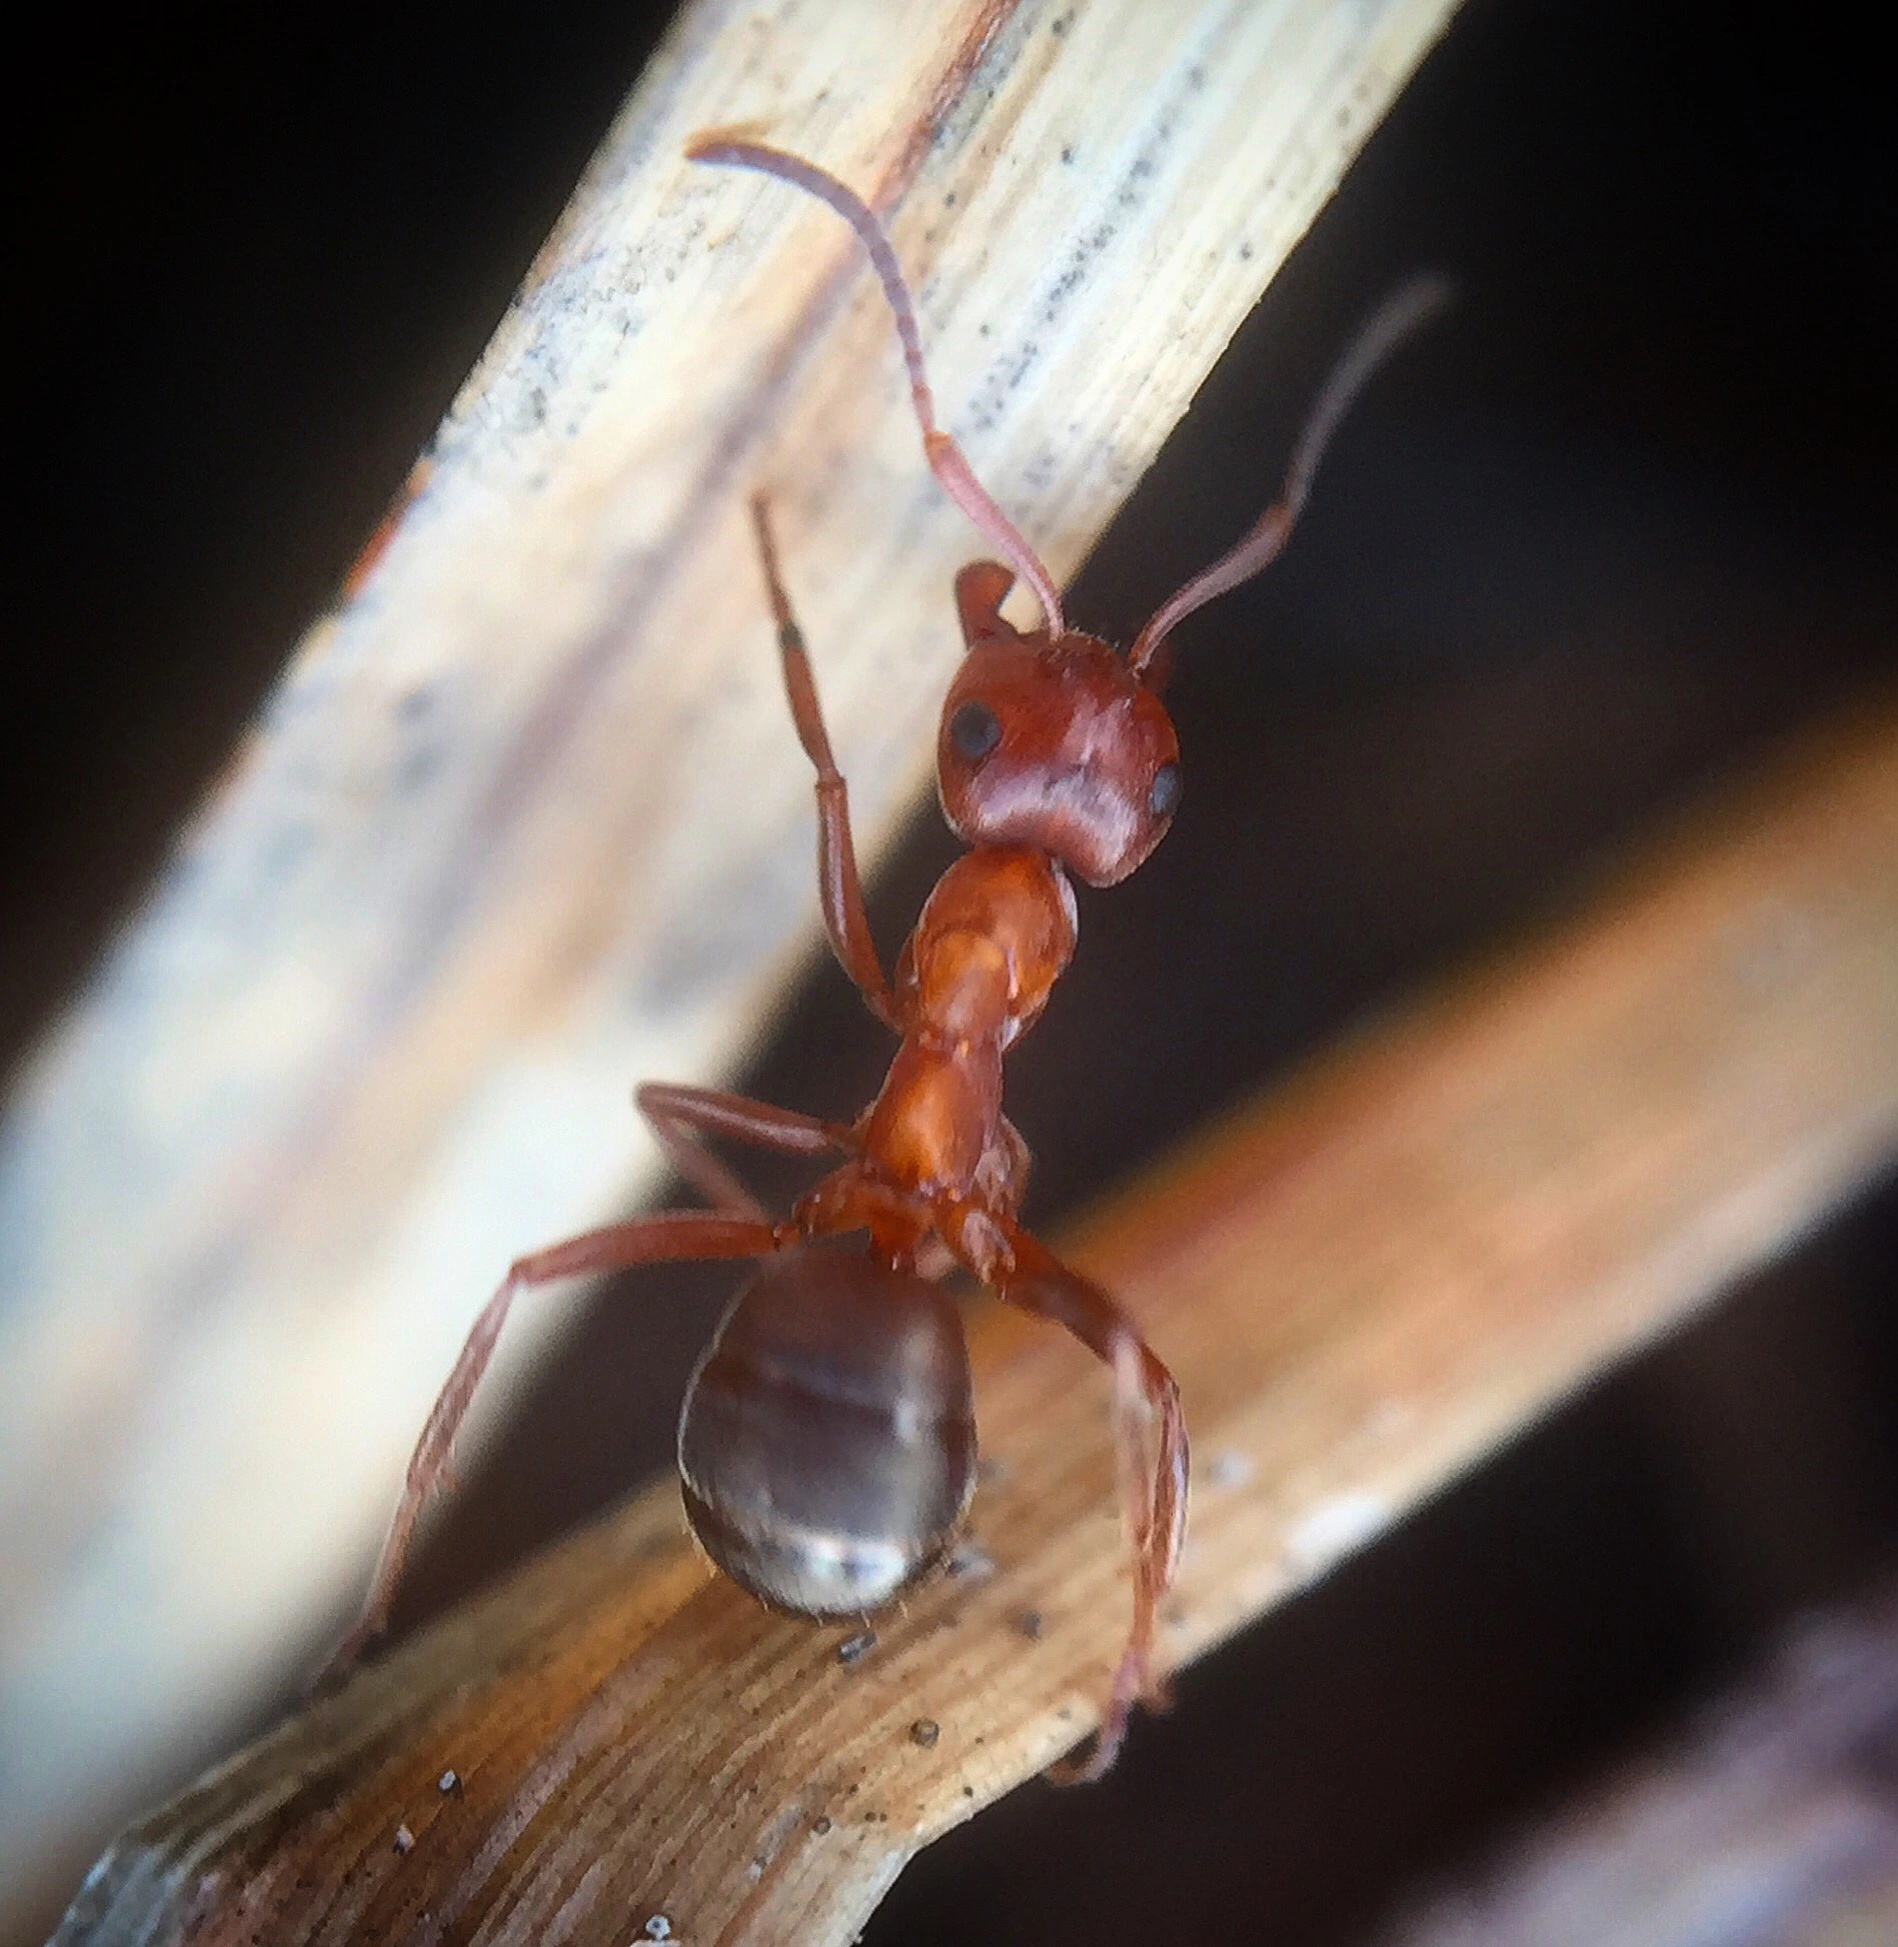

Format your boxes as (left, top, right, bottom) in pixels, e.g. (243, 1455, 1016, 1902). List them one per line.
(678, 1248, 977, 1615)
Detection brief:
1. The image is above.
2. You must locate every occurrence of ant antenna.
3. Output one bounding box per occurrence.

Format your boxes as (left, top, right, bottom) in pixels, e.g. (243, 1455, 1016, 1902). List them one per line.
(1127, 274, 1454, 678)
(691, 137, 1067, 636)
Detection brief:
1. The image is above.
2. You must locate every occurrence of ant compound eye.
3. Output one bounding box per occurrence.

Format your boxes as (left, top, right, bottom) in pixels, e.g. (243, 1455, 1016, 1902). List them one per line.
(948, 700, 1002, 761)
(1148, 762, 1182, 819)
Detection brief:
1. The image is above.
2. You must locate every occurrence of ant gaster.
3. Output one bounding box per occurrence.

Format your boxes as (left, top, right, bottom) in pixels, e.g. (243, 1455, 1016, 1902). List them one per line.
(336, 136, 1448, 1779)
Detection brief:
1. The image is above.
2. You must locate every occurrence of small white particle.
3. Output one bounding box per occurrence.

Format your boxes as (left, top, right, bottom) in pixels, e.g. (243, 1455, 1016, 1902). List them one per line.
(948, 1539, 995, 1581)
(1282, 1491, 1391, 1576)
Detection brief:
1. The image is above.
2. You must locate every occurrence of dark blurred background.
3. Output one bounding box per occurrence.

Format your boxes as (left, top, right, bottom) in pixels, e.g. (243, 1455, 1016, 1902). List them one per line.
(13, 0, 1898, 1941)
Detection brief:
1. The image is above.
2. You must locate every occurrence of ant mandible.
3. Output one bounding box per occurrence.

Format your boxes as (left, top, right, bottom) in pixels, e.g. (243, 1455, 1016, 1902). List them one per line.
(336, 136, 1447, 1779)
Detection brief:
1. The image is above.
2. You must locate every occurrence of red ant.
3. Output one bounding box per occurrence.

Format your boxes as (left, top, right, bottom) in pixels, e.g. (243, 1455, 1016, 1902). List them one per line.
(337, 137, 1447, 1779)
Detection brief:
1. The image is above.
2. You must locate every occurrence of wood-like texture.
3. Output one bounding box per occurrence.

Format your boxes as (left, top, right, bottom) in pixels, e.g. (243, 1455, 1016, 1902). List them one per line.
(58, 697, 1898, 1944)
(1376, 1583, 1898, 1944)
(0, 0, 1460, 1901)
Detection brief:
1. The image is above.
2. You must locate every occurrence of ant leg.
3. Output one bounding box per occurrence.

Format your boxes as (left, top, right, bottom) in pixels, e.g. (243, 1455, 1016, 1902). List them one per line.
(636, 1081, 853, 1222)
(747, 496, 899, 1031)
(326, 1209, 779, 1675)
(996, 1224, 1188, 1783)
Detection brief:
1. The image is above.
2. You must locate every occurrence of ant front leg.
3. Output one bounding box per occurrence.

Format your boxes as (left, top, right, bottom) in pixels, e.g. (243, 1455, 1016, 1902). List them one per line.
(998, 1224, 1188, 1783)
(747, 495, 900, 1031)
(636, 1081, 853, 1222)
(327, 1208, 780, 1677)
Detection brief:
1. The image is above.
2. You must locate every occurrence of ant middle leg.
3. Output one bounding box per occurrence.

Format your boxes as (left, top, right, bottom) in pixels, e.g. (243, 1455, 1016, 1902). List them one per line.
(996, 1223, 1188, 1783)
(636, 1081, 853, 1223)
(747, 494, 898, 1030)
(329, 1208, 780, 1675)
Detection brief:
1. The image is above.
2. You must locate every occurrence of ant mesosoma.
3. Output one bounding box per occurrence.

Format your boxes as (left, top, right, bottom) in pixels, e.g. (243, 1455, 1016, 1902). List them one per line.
(336, 136, 1447, 1780)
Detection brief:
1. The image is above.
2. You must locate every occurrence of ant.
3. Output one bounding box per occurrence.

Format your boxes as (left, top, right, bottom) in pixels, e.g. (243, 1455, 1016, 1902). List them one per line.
(336, 136, 1448, 1780)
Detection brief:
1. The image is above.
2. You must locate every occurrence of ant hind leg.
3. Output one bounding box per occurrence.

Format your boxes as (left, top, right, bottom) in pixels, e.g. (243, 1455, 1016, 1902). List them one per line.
(323, 1208, 779, 1682)
(996, 1224, 1188, 1782)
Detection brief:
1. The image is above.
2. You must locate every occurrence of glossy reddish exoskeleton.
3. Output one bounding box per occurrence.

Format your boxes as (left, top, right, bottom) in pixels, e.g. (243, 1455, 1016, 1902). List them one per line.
(338, 136, 1447, 1779)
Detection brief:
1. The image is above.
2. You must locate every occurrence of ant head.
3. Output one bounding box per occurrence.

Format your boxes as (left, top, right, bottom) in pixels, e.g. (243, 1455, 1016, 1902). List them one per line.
(937, 565, 1181, 887)
(691, 142, 1449, 883)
